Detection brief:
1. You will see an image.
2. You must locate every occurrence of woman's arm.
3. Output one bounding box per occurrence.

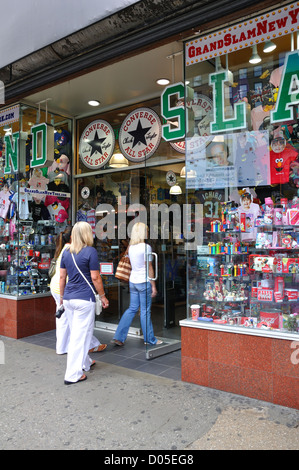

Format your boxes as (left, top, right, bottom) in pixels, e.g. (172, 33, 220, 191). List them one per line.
(59, 268, 67, 305)
(148, 261, 157, 298)
(90, 270, 109, 308)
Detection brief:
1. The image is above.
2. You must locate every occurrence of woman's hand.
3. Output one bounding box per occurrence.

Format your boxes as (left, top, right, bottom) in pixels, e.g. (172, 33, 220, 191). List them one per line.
(101, 295, 109, 309)
(151, 286, 157, 298)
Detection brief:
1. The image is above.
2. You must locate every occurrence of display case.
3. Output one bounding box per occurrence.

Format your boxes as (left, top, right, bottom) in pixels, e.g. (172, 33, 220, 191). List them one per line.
(0, 102, 72, 338)
(181, 3, 299, 409)
(188, 197, 299, 336)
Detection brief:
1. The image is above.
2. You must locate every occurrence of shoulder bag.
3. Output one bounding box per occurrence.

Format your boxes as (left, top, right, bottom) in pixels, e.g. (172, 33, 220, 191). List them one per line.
(49, 258, 57, 278)
(115, 248, 131, 282)
(71, 253, 102, 316)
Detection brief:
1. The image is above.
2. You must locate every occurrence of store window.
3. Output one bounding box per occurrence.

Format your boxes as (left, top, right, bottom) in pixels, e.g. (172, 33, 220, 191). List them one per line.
(185, 4, 299, 336)
(0, 103, 72, 296)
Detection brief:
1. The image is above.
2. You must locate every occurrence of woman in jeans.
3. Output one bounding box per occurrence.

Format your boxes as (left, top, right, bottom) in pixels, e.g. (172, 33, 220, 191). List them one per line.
(112, 222, 162, 347)
(59, 222, 109, 385)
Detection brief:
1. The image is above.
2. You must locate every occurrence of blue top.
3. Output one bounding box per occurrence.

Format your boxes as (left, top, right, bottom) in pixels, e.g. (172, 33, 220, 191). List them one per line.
(60, 246, 99, 302)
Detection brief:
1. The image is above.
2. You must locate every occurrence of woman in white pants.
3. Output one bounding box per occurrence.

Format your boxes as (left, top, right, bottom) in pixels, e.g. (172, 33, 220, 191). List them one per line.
(59, 222, 109, 385)
(50, 227, 106, 355)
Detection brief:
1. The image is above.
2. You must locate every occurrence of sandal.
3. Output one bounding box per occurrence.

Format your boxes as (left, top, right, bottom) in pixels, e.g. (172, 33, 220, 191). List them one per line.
(83, 360, 96, 372)
(89, 344, 107, 353)
(64, 374, 87, 385)
(110, 339, 124, 346)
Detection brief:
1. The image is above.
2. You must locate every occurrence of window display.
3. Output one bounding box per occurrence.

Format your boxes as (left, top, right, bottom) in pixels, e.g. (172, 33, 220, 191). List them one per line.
(185, 13, 299, 336)
(0, 104, 72, 297)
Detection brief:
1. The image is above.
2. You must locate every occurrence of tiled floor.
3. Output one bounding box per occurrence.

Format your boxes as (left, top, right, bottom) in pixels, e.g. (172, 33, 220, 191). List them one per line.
(19, 328, 182, 381)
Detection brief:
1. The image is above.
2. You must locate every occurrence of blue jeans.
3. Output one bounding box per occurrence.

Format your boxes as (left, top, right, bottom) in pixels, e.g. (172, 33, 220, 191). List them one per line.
(114, 282, 157, 344)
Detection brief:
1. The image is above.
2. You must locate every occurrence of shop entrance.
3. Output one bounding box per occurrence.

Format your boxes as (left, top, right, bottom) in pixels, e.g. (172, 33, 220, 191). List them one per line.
(78, 162, 184, 357)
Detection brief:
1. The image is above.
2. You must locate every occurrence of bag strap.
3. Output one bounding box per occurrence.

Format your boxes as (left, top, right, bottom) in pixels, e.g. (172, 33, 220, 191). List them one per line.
(71, 252, 96, 297)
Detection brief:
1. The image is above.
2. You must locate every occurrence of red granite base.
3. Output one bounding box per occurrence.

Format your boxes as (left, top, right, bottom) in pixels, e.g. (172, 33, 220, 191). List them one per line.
(181, 326, 299, 410)
(0, 296, 56, 339)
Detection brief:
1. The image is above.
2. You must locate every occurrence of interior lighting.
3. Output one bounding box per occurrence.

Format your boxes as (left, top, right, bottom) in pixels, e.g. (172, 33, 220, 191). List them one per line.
(263, 40, 276, 53)
(109, 153, 129, 168)
(169, 184, 182, 195)
(156, 78, 170, 86)
(249, 45, 261, 64)
(88, 100, 100, 106)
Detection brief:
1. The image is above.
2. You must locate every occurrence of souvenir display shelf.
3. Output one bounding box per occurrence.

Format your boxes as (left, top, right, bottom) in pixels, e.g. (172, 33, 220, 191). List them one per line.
(188, 195, 299, 338)
(0, 217, 56, 298)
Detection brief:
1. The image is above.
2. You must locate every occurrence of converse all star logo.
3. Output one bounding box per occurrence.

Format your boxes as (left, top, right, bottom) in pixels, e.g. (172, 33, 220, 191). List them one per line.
(119, 108, 161, 162)
(79, 119, 115, 169)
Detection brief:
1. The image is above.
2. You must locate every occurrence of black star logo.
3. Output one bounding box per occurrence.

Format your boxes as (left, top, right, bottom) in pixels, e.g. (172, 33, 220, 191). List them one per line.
(88, 131, 106, 156)
(128, 119, 151, 148)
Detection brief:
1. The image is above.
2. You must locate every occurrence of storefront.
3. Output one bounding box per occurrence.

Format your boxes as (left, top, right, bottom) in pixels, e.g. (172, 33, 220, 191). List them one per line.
(0, 103, 73, 337)
(181, 2, 299, 408)
(0, 0, 298, 407)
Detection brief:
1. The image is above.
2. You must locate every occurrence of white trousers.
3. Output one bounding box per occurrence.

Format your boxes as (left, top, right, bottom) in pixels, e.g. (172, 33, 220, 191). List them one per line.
(51, 291, 70, 355)
(64, 299, 95, 383)
(51, 291, 100, 355)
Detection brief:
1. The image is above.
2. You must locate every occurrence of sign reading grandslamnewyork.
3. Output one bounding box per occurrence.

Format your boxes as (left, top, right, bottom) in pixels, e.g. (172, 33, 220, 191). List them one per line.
(185, 3, 299, 65)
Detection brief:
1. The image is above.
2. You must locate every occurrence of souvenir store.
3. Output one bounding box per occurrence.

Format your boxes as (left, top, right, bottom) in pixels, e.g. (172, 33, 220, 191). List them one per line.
(0, 0, 298, 408)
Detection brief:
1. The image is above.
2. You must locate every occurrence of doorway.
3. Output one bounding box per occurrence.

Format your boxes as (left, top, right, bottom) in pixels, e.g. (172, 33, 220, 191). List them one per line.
(76, 162, 185, 357)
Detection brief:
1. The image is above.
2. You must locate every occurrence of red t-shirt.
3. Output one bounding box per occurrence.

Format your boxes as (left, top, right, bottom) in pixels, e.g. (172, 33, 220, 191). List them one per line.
(270, 144, 298, 185)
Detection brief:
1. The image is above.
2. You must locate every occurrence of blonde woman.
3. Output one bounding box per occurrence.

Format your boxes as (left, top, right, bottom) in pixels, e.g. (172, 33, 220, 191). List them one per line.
(112, 222, 162, 347)
(50, 226, 107, 356)
(60, 222, 109, 385)
(50, 227, 72, 355)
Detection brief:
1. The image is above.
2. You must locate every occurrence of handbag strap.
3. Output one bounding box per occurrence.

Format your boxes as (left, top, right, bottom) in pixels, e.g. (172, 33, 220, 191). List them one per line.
(71, 252, 96, 297)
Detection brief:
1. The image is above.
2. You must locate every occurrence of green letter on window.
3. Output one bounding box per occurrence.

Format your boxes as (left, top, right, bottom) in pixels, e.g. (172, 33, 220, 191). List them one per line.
(4, 132, 19, 174)
(210, 71, 246, 133)
(271, 51, 299, 123)
(161, 82, 185, 141)
(31, 123, 47, 168)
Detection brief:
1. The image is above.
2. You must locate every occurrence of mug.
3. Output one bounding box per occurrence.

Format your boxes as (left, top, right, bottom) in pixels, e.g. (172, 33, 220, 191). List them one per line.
(191, 304, 200, 321)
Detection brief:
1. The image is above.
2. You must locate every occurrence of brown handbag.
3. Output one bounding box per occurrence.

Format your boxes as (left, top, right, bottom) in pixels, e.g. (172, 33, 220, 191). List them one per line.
(115, 249, 131, 282)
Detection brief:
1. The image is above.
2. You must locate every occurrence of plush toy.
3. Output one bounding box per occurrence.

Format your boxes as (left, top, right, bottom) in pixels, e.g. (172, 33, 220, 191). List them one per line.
(290, 161, 299, 188)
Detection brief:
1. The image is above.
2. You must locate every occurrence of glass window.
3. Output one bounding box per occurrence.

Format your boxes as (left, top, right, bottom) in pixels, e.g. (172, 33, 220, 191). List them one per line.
(185, 30, 299, 336)
(0, 104, 72, 296)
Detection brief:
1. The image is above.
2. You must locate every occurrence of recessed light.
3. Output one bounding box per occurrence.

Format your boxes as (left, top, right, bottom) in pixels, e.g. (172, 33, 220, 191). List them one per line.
(88, 100, 100, 106)
(156, 78, 170, 86)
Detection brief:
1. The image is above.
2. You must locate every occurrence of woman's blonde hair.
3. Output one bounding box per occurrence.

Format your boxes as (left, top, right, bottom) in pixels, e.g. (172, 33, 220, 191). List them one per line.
(69, 222, 93, 253)
(129, 222, 148, 245)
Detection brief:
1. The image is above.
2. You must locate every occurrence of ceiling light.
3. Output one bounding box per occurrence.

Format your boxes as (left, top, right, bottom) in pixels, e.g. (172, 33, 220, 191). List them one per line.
(249, 45, 261, 64)
(156, 78, 170, 86)
(263, 40, 276, 53)
(3, 125, 11, 134)
(180, 166, 197, 179)
(109, 153, 129, 168)
(88, 100, 100, 106)
(170, 184, 182, 195)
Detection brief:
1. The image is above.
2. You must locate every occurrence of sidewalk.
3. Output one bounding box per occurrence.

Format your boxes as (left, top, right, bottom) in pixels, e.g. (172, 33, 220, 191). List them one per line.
(0, 333, 298, 450)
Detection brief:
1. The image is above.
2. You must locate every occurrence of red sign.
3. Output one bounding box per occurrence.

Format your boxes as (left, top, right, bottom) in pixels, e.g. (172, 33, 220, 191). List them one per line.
(186, 4, 299, 65)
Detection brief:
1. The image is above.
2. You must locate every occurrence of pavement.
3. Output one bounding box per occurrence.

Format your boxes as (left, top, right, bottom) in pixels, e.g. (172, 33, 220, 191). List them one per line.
(0, 334, 298, 451)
